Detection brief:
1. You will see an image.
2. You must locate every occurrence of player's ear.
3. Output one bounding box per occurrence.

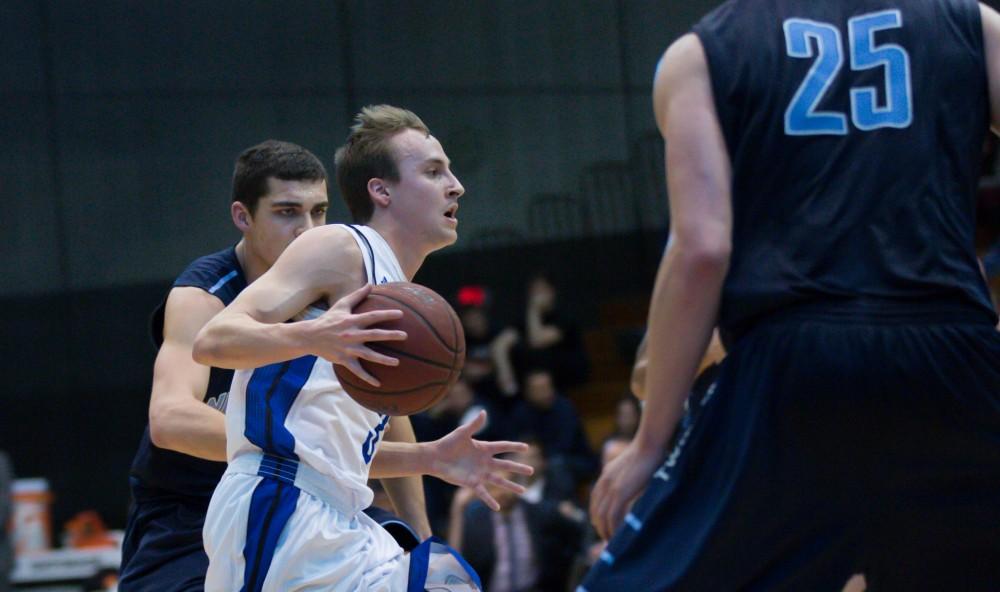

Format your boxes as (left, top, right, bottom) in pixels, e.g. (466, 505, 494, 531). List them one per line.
(367, 178, 391, 208)
(231, 201, 252, 232)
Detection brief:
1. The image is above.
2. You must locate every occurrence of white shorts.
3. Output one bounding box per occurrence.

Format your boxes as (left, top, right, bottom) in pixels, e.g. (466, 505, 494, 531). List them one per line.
(204, 461, 409, 591)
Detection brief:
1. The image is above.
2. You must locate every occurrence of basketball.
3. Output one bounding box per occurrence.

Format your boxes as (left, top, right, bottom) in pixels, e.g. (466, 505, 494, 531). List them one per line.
(334, 282, 466, 416)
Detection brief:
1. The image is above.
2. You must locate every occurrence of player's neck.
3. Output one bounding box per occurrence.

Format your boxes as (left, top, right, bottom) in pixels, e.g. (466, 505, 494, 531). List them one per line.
(366, 221, 428, 281)
(233, 239, 268, 284)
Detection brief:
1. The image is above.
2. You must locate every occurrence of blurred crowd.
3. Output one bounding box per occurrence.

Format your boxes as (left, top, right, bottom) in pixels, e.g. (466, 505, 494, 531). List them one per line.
(379, 273, 645, 592)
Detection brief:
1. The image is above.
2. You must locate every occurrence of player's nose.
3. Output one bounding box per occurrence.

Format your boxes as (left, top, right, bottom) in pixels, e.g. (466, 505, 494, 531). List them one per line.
(295, 216, 317, 236)
(447, 171, 465, 199)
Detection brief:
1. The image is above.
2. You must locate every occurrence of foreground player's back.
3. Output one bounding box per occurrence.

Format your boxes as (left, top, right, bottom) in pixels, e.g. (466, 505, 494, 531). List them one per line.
(693, 0, 996, 338)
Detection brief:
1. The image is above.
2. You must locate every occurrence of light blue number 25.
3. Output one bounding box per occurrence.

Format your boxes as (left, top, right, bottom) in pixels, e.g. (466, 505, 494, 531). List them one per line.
(784, 10, 912, 135)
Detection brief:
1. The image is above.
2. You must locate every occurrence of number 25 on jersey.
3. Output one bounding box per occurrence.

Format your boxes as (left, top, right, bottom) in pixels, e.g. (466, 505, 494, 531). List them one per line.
(784, 10, 913, 136)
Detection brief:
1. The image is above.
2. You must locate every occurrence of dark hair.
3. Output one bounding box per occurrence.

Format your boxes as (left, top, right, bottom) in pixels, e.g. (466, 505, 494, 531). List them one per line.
(334, 105, 429, 222)
(232, 140, 327, 214)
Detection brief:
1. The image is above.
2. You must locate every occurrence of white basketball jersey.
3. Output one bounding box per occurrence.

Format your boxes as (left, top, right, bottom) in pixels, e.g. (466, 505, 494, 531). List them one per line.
(225, 224, 406, 514)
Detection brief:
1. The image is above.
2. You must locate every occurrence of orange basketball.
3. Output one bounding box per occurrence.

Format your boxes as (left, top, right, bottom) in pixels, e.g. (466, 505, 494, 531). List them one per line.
(333, 282, 465, 416)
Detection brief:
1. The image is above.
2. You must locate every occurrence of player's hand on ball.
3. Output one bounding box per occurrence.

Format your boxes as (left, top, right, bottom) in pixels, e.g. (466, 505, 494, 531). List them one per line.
(428, 410, 534, 511)
(312, 284, 407, 386)
(590, 439, 661, 541)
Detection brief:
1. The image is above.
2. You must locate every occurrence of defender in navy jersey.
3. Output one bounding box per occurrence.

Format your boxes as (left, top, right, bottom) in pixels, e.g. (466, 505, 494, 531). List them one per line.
(586, 1, 1000, 590)
(120, 140, 405, 591)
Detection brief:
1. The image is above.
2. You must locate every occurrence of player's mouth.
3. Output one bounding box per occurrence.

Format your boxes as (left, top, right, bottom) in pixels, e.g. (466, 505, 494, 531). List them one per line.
(443, 204, 458, 226)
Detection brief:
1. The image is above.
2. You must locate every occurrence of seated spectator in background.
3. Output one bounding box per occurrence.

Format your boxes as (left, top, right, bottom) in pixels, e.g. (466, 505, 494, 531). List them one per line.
(610, 394, 641, 440)
(449, 455, 586, 592)
(458, 290, 521, 418)
(510, 368, 598, 485)
(516, 440, 575, 504)
(411, 376, 484, 443)
(512, 273, 590, 391)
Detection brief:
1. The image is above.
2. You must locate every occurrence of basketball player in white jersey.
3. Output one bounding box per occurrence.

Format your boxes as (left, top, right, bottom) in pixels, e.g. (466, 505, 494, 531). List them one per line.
(193, 105, 532, 591)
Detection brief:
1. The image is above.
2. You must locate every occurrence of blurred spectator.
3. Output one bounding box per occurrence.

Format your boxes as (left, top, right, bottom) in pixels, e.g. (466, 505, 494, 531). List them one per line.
(516, 440, 575, 504)
(458, 293, 521, 419)
(611, 394, 641, 440)
(411, 377, 484, 443)
(513, 274, 590, 391)
(510, 369, 598, 485)
(0, 452, 10, 592)
(449, 456, 585, 592)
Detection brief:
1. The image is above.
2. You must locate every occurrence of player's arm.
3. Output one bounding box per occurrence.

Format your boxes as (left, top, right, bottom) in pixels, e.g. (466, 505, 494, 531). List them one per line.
(371, 411, 533, 511)
(590, 33, 732, 540)
(377, 416, 432, 539)
(525, 296, 561, 348)
(147, 287, 227, 461)
(193, 226, 405, 382)
(982, 3, 1000, 133)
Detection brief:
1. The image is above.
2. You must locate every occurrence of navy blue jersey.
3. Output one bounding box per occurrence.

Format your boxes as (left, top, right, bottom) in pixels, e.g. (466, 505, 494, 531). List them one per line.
(693, 0, 997, 339)
(128, 246, 247, 499)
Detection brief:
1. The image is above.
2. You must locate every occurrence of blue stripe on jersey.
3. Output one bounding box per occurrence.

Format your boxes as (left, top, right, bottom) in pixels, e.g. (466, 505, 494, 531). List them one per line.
(240, 477, 300, 592)
(208, 269, 239, 294)
(244, 356, 316, 459)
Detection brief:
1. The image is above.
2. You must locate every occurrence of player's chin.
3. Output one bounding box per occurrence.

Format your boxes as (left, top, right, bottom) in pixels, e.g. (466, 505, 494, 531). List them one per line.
(437, 227, 459, 247)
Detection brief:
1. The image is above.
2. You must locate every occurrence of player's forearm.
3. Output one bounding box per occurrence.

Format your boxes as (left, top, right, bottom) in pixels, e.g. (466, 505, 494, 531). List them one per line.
(193, 312, 311, 369)
(634, 241, 728, 455)
(369, 441, 434, 479)
(379, 418, 432, 538)
(148, 401, 227, 461)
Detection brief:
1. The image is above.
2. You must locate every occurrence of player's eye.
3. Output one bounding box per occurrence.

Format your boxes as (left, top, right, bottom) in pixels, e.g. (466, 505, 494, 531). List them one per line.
(279, 208, 297, 216)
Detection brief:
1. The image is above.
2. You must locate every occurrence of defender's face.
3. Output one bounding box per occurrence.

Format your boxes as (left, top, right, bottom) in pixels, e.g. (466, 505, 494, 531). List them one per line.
(246, 178, 329, 266)
(386, 129, 465, 251)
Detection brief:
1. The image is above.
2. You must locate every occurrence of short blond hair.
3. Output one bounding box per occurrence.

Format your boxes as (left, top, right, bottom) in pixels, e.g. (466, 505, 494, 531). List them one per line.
(334, 105, 430, 222)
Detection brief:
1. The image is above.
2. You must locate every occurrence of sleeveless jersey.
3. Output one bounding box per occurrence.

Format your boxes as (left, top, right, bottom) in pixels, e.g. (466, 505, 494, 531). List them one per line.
(692, 0, 997, 339)
(225, 225, 405, 514)
(129, 246, 247, 498)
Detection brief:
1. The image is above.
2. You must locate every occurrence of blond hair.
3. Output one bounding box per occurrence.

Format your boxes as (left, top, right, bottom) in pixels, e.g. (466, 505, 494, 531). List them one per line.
(334, 105, 430, 222)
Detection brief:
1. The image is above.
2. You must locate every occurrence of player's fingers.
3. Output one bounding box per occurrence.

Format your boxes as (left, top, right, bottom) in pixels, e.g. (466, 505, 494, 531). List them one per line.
(591, 498, 608, 540)
(458, 409, 487, 434)
(356, 347, 399, 367)
(489, 458, 534, 476)
(607, 498, 628, 539)
(357, 328, 408, 343)
(354, 309, 404, 327)
(485, 474, 526, 496)
(344, 360, 380, 387)
(478, 440, 528, 455)
(475, 484, 499, 512)
(590, 476, 610, 536)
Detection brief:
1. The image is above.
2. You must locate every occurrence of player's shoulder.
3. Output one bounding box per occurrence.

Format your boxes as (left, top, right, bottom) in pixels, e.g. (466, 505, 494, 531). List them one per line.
(174, 245, 247, 304)
(285, 223, 362, 260)
(272, 224, 365, 289)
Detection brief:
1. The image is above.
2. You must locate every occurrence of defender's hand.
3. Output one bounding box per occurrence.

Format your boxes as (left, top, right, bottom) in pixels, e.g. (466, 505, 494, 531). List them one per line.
(589, 440, 661, 540)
